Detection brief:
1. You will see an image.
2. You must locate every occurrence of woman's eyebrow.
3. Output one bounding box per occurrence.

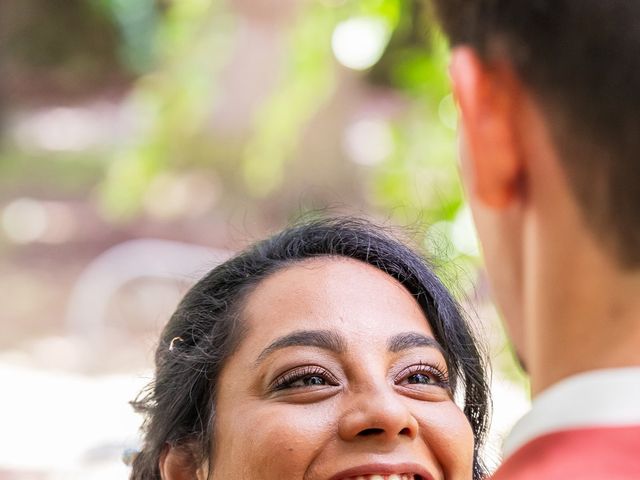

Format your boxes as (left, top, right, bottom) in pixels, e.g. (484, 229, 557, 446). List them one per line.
(254, 329, 346, 366)
(387, 332, 444, 354)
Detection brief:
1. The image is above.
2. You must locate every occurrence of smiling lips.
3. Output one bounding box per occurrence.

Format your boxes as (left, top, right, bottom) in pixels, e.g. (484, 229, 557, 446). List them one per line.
(330, 463, 430, 480)
(343, 475, 418, 480)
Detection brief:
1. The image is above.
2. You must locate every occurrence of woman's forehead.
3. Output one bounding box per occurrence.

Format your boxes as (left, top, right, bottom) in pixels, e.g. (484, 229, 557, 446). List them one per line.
(239, 257, 435, 349)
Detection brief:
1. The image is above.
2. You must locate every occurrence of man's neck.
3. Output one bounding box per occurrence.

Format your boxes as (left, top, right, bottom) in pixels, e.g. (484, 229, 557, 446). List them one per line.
(526, 228, 640, 396)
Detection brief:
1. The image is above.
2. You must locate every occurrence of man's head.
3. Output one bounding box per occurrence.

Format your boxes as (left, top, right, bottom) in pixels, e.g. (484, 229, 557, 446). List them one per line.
(431, 1, 640, 387)
(434, 1, 640, 265)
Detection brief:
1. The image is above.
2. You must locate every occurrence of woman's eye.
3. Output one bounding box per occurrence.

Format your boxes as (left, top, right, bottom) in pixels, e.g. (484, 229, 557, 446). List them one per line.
(406, 372, 435, 385)
(272, 366, 337, 391)
(288, 375, 327, 388)
(397, 362, 449, 389)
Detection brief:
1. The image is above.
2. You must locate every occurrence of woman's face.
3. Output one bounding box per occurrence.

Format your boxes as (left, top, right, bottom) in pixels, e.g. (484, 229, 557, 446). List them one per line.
(210, 258, 474, 480)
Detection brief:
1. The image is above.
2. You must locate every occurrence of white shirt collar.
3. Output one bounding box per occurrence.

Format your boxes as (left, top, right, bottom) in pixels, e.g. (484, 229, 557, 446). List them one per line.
(503, 367, 640, 459)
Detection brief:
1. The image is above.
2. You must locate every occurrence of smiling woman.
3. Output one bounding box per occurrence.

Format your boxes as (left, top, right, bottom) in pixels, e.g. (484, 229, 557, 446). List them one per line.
(130, 218, 490, 480)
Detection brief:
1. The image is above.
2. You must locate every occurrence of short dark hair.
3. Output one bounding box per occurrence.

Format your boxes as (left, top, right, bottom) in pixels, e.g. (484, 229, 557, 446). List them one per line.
(431, 0, 640, 266)
(130, 217, 491, 479)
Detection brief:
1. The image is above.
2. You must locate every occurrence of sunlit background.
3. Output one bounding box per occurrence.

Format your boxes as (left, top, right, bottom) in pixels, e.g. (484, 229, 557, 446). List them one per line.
(0, 1, 529, 478)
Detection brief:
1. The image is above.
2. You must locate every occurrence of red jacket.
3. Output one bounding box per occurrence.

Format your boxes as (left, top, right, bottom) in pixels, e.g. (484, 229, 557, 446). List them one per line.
(492, 425, 640, 480)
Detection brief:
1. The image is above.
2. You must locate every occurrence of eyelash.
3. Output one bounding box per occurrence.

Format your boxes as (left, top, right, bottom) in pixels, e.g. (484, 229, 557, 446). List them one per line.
(271, 366, 338, 391)
(396, 361, 450, 388)
(271, 361, 450, 392)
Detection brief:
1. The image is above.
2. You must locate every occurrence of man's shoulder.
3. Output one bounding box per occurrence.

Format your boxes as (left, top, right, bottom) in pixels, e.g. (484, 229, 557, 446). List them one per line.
(492, 425, 640, 480)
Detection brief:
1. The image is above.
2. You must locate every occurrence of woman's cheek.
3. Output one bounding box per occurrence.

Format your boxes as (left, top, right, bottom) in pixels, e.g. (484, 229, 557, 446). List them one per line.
(420, 403, 474, 480)
(220, 402, 335, 479)
(438, 402, 475, 480)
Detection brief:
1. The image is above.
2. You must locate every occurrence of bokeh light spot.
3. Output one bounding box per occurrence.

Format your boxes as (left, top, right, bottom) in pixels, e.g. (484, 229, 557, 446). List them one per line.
(331, 17, 391, 71)
(2, 198, 48, 244)
(344, 118, 394, 166)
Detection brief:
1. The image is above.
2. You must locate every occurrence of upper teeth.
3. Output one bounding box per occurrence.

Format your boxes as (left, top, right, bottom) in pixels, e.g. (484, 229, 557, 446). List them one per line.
(349, 475, 415, 480)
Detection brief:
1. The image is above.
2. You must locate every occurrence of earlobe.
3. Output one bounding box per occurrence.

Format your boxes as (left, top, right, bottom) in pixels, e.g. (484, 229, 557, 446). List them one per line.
(450, 47, 524, 209)
(160, 444, 204, 480)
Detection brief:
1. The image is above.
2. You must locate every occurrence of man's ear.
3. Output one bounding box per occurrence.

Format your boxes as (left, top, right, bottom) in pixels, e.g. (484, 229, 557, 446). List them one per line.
(450, 47, 524, 208)
(160, 443, 208, 480)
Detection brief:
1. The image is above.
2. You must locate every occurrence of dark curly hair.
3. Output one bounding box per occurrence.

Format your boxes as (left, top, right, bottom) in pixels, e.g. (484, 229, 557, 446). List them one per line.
(130, 217, 491, 479)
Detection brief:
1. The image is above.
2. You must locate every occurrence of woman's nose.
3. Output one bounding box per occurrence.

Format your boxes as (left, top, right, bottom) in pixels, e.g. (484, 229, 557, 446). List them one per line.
(338, 385, 419, 443)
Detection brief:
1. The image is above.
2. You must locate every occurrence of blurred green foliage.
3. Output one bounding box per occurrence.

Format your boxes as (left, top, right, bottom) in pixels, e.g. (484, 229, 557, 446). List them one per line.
(101, 0, 234, 217)
(3, 0, 460, 224)
(0, 0, 476, 277)
(99, 0, 463, 239)
(0, 0, 527, 390)
(91, 0, 159, 72)
(242, 4, 336, 197)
